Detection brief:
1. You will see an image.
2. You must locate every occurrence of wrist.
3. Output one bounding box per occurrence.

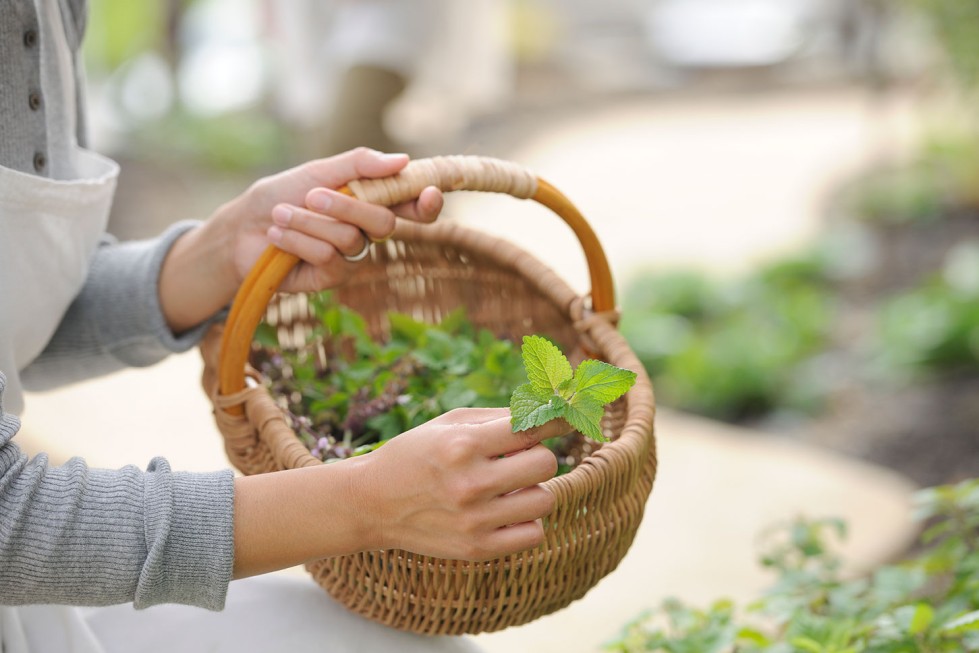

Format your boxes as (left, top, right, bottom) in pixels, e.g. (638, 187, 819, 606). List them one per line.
(232, 458, 383, 579)
(334, 455, 386, 552)
(158, 211, 238, 334)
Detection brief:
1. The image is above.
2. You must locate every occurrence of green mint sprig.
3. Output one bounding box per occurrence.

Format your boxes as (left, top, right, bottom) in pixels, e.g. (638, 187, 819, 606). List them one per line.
(509, 335, 637, 442)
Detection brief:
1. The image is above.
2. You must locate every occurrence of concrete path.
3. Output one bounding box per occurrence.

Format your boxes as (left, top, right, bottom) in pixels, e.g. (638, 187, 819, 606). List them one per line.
(450, 87, 919, 292)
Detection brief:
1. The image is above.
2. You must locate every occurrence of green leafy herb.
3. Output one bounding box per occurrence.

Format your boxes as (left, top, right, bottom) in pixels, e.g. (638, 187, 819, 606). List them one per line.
(509, 335, 637, 442)
(253, 294, 593, 472)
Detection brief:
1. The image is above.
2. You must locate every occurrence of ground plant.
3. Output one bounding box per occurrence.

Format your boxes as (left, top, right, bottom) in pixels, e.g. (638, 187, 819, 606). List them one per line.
(874, 241, 979, 377)
(619, 253, 838, 422)
(606, 478, 979, 653)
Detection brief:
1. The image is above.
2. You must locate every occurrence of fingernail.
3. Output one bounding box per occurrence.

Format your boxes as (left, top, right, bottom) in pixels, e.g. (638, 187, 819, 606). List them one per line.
(309, 190, 332, 212)
(380, 152, 408, 162)
(267, 226, 283, 243)
(271, 205, 292, 226)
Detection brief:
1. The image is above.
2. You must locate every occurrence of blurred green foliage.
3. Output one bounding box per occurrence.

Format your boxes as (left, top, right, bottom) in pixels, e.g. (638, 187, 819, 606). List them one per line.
(904, 0, 979, 91)
(606, 478, 979, 653)
(874, 241, 979, 375)
(622, 237, 979, 421)
(132, 109, 288, 172)
(620, 253, 839, 421)
(621, 223, 979, 420)
(840, 132, 979, 225)
(84, 0, 287, 172)
(85, 0, 168, 71)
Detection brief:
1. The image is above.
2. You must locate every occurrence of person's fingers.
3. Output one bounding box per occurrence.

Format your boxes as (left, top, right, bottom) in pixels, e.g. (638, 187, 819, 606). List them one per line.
(390, 186, 443, 224)
(492, 485, 556, 525)
(301, 184, 441, 241)
(429, 407, 510, 427)
(487, 444, 558, 495)
(477, 519, 547, 560)
(267, 220, 362, 265)
(291, 189, 397, 242)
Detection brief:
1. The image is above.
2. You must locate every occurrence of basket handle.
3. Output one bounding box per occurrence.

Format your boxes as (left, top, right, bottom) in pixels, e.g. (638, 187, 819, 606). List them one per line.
(218, 155, 614, 411)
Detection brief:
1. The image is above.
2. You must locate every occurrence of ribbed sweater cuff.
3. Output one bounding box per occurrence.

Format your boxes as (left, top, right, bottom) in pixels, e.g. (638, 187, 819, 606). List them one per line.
(94, 220, 223, 364)
(136, 458, 235, 611)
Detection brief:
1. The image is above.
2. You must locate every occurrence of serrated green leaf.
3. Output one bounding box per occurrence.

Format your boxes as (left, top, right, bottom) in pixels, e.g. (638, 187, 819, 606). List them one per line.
(510, 383, 568, 431)
(521, 335, 573, 392)
(322, 303, 369, 342)
(565, 393, 607, 442)
(572, 359, 637, 404)
(557, 378, 576, 400)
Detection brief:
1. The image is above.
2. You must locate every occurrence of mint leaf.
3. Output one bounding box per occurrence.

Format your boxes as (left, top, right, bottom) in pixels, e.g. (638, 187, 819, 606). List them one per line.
(509, 336, 637, 443)
(572, 359, 637, 404)
(557, 378, 576, 400)
(510, 383, 568, 431)
(389, 312, 428, 345)
(522, 335, 572, 392)
(564, 394, 607, 442)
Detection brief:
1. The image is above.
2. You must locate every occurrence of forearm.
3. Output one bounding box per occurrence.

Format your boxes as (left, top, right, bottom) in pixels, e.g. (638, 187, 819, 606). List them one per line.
(232, 458, 378, 579)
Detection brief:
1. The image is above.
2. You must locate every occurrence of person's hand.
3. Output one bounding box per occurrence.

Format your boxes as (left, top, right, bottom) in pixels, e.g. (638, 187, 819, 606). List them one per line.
(232, 408, 569, 578)
(351, 408, 567, 561)
(159, 148, 442, 333)
(229, 147, 442, 294)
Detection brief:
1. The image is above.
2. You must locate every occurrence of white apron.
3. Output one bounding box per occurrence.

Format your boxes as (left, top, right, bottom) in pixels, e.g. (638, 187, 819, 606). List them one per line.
(0, 146, 119, 410)
(0, 147, 117, 653)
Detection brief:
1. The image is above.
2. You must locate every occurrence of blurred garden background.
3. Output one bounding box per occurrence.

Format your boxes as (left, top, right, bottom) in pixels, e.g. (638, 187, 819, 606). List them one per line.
(85, 0, 978, 488)
(43, 0, 979, 650)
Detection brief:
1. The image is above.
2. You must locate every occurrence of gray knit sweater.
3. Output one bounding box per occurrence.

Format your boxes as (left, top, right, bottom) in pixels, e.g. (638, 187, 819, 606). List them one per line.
(0, 0, 235, 612)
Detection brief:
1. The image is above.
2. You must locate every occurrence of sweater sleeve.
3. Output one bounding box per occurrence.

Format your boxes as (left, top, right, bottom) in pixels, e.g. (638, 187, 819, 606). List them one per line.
(0, 372, 236, 609)
(19, 220, 226, 392)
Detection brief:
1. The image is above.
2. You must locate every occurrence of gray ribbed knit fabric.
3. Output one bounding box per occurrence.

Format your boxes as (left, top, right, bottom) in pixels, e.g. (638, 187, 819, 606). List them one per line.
(0, 0, 237, 613)
(0, 374, 235, 609)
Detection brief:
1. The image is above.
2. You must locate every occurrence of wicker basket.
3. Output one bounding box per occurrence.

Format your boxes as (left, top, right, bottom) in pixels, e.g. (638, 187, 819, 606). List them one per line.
(199, 156, 657, 635)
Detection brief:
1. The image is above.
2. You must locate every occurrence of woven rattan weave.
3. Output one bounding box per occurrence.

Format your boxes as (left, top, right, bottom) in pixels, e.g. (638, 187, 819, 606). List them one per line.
(200, 156, 657, 635)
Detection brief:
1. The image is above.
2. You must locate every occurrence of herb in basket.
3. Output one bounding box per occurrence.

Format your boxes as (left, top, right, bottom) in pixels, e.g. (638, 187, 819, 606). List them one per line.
(510, 335, 637, 442)
(253, 294, 635, 471)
